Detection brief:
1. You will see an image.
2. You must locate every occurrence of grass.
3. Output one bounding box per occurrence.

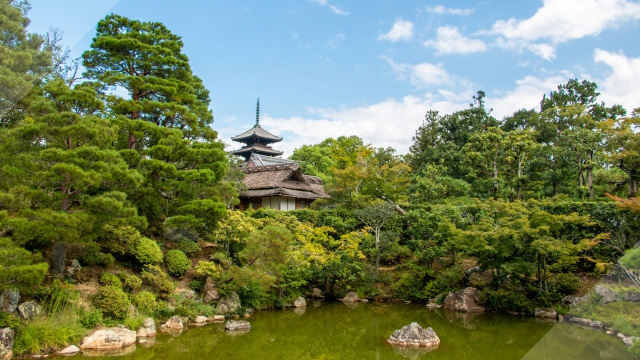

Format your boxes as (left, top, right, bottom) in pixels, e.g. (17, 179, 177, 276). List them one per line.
(12, 310, 86, 356)
(573, 299, 640, 337)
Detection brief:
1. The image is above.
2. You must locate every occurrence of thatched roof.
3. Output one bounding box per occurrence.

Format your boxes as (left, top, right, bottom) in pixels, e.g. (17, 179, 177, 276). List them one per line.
(239, 162, 329, 199)
(248, 153, 297, 166)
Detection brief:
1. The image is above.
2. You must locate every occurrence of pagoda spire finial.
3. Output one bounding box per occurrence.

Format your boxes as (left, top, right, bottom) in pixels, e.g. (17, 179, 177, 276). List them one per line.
(256, 98, 260, 125)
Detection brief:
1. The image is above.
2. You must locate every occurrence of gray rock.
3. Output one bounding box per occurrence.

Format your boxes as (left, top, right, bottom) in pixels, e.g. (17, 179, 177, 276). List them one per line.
(534, 308, 557, 318)
(136, 318, 156, 338)
(342, 292, 358, 302)
(623, 290, 640, 302)
(624, 336, 639, 347)
(80, 327, 136, 350)
(444, 287, 484, 313)
(17, 301, 41, 320)
(0, 328, 14, 360)
(176, 289, 197, 300)
(203, 277, 220, 303)
(293, 296, 307, 308)
(312, 288, 324, 299)
(164, 316, 183, 330)
(225, 320, 251, 331)
(426, 300, 442, 309)
(562, 295, 587, 308)
(589, 320, 603, 328)
(208, 315, 225, 322)
(194, 316, 208, 324)
(0, 289, 19, 313)
(387, 322, 440, 348)
(595, 285, 618, 304)
(216, 291, 241, 314)
(128, 304, 139, 317)
(57, 345, 80, 355)
(66, 259, 82, 277)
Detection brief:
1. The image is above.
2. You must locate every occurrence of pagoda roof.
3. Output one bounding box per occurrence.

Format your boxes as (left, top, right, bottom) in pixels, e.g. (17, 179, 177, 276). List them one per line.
(231, 144, 284, 157)
(231, 124, 282, 143)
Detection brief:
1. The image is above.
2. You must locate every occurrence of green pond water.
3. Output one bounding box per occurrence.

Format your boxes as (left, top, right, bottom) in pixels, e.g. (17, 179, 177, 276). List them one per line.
(52, 302, 634, 360)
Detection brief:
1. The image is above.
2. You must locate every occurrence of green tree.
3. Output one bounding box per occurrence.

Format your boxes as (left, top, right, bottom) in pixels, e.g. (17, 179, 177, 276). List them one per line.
(355, 202, 396, 276)
(602, 110, 640, 198)
(0, 0, 51, 127)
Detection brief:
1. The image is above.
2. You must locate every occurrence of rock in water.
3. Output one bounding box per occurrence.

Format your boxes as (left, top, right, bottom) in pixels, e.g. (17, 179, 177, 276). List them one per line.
(225, 320, 251, 331)
(443, 287, 484, 313)
(342, 292, 358, 302)
(0, 290, 20, 313)
(164, 316, 184, 330)
(0, 328, 14, 360)
(136, 318, 156, 338)
(58, 345, 80, 355)
(387, 322, 440, 349)
(17, 301, 41, 320)
(216, 291, 241, 314)
(194, 316, 208, 324)
(534, 308, 557, 318)
(80, 327, 136, 350)
(312, 288, 324, 299)
(293, 296, 307, 308)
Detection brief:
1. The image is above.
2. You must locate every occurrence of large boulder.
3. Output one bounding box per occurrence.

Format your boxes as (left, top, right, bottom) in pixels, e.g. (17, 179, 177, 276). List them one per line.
(0, 328, 14, 360)
(595, 285, 618, 304)
(17, 301, 41, 320)
(562, 295, 587, 308)
(216, 291, 241, 314)
(534, 308, 557, 319)
(293, 296, 307, 308)
(342, 292, 359, 302)
(203, 277, 220, 303)
(387, 322, 440, 349)
(0, 289, 19, 313)
(444, 287, 484, 313)
(136, 318, 156, 338)
(80, 327, 136, 351)
(225, 320, 251, 331)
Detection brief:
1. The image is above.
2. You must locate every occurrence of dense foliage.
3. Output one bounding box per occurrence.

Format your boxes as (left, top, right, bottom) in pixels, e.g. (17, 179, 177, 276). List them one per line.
(0, 2, 639, 357)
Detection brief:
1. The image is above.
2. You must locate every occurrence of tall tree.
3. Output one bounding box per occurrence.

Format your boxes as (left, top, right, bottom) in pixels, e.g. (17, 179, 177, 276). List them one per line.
(0, 0, 51, 127)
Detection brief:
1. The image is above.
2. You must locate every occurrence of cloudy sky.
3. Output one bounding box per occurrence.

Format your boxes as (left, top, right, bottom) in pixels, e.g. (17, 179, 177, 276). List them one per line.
(27, 0, 640, 155)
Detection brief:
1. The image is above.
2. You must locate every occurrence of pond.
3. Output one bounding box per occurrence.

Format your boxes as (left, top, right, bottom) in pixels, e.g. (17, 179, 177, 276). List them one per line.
(51, 301, 634, 360)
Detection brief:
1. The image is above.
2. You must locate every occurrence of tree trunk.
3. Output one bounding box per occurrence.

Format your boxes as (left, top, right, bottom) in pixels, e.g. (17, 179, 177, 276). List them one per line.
(629, 171, 637, 198)
(53, 242, 66, 277)
(587, 151, 594, 199)
(375, 227, 380, 277)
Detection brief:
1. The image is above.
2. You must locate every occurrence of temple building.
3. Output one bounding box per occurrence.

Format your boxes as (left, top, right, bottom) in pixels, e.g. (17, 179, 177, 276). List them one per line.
(232, 99, 329, 210)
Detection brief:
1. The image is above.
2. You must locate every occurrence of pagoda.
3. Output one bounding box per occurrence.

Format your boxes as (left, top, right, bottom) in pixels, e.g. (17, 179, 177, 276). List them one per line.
(231, 99, 329, 210)
(231, 99, 284, 161)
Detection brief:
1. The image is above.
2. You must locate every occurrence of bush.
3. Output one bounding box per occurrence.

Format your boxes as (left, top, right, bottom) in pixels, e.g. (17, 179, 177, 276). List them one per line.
(173, 298, 216, 319)
(123, 316, 145, 331)
(176, 238, 200, 255)
(133, 237, 163, 265)
(0, 312, 20, 329)
(93, 286, 130, 319)
(78, 308, 103, 329)
(140, 265, 174, 298)
(80, 243, 115, 266)
(121, 273, 142, 291)
(424, 265, 464, 299)
(99, 273, 122, 288)
(480, 289, 534, 313)
(194, 261, 221, 280)
(132, 291, 157, 315)
(188, 280, 204, 292)
(165, 249, 190, 278)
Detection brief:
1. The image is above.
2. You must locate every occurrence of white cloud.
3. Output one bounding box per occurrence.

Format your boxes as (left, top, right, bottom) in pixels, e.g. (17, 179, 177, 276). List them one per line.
(426, 5, 474, 16)
(594, 49, 640, 111)
(423, 26, 487, 55)
(381, 56, 452, 87)
(488, 0, 640, 60)
(309, 0, 350, 15)
(379, 19, 414, 42)
(327, 33, 346, 48)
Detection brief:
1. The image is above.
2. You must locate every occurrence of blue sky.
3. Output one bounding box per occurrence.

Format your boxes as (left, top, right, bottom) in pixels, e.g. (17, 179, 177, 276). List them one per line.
(26, 0, 640, 155)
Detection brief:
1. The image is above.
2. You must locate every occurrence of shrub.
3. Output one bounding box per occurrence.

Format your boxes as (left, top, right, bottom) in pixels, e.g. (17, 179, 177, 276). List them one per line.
(121, 273, 142, 291)
(99, 273, 122, 288)
(123, 315, 145, 331)
(176, 238, 200, 255)
(194, 261, 221, 280)
(132, 291, 157, 315)
(140, 265, 174, 298)
(93, 286, 130, 319)
(78, 308, 103, 329)
(80, 243, 115, 266)
(0, 312, 20, 329)
(188, 280, 204, 292)
(480, 289, 534, 313)
(165, 250, 190, 278)
(173, 298, 216, 319)
(133, 237, 163, 265)
(424, 265, 464, 299)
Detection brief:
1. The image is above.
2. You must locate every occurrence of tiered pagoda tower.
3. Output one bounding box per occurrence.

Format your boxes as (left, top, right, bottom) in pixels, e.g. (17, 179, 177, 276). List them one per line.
(230, 99, 329, 211)
(231, 99, 283, 161)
